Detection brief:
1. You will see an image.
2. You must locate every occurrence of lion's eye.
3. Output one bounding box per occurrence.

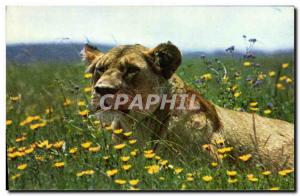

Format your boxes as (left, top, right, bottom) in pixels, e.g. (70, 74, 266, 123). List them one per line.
(125, 65, 140, 80)
(95, 67, 105, 74)
(126, 66, 140, 75)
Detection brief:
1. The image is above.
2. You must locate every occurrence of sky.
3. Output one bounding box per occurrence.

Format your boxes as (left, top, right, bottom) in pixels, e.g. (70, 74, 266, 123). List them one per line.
(6, 6, 294, 51)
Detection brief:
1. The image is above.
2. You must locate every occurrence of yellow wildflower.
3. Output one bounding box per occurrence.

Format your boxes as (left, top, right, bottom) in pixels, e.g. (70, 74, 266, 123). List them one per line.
(7, 153, 16, 159)
(123, 131, 132, 137)
(231, 84, 238, 91)
(84, 170, 95, 175)
(129, 186, 140, 190)
(18, 147, 26, 152)
(262, 171, 271, 176)
(159, 160, 168, 166)
(284, 169, 294, 174)
(84, 73, 93, 79)
(114, 143, 126, 150)
(76, 172, 84, 177)
(258, 74, 265, 80)
(218, 147, 233, 154)
(216, 138, 225, 146)
(218, 154, 225, 160)
(11, 173, 21, 180)
(84, 87, 92, 93)
(155, 156, 161, 160)
(202, 175, 213, 182)
(63, 99, 72, 106)
(234, 92, 241, 98)
(187, 173, 193, 177)
(16, 136, 26, 142)
(282, 63, 289, 69)
(115, 179, 127, 185)
(53, 162, 65, 168)
(129, 179, 139, 186)
(202, 144, 210, 150)
(174, 168, 183, 174)
(93, 120, 101, 125)
(8, 151, 25, 158)
(69, 147, 78, 154)
(243, 61, 251, 67)
(6, 120, 13, 126)
(147, 165, 160, 174)
(279, 75, 287, 81)
(278, 169, 294, 176)
(30, 121, 47, 130)
(186, 176, 194, 181)
(79, 110, 89, 117)
(88, 146, 101, 152)
(25, 147, 34, 154)
(269, 187, 280, 191)
(35, 156, 44, 161)
(45, 107, 53, 114)
(264, 109, 272, 115)
(103, 156, 110, 160)
(201, 73, 212, 81)
(7, 147, 15, 153)
(81, 141, 92, 149)
(144, 152, 155, 159)
(211, 162, 218, 167)
(122, 164, 132, 171)
(19, 115, 41, 126)
(17, 163, 27, 170)
(247, 174, 258, 182)
(129, 139, 137, 144)
(113, 128, 123, 134)
(249, 102, 258, 107)
(181, 184, 186, 190)
(120, 156, 130, 162)
(10, 94, 21, 101)
(76, 170, 95, 177)
(130, 150, 138, 157)
(159, 177, 165, 181)
(37, 140, 50, 148)
(268, 71, 276, 77)
(226, 170, 237, 177)
(238, 154, 252, 162)
(29, 123, 40, 130)
(53, 141, 65, 149)
(106, 169, 118, 177)
(228, 178, 238, 184)
(276, 83, 285, 90)
(105, 125, 113, 131)
(45, 143, 53, 149)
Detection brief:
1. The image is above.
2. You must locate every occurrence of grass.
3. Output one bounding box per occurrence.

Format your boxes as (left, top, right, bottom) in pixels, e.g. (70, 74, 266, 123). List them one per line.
(6, 52, 294, 191)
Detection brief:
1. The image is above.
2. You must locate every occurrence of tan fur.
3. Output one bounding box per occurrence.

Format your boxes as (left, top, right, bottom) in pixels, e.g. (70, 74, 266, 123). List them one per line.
(82, 43, 294, 169)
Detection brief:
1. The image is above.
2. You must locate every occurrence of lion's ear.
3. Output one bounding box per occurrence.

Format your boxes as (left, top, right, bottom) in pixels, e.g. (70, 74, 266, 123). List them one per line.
(81, 44, 103, 64)
(148, 41, 182, 79)
(81, 44, 103, 73)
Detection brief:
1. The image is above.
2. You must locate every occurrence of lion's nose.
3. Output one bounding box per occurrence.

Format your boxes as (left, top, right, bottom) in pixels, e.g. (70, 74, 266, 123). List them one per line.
(94, 85, 119, 96)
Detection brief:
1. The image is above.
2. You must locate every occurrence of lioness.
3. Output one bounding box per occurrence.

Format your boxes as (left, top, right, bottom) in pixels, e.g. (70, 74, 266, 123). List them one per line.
(81, 42, 294, 169)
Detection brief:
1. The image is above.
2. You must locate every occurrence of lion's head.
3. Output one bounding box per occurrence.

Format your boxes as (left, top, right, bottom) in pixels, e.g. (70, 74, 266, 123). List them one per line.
(81, 42, 182, 130)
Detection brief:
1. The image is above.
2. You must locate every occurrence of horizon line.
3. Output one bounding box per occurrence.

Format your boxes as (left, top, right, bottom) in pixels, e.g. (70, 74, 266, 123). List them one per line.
(6, 41, 294, 53)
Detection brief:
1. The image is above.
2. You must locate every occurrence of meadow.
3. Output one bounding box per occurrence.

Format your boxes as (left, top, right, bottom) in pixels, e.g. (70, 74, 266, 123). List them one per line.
(6, 48, 295, 191)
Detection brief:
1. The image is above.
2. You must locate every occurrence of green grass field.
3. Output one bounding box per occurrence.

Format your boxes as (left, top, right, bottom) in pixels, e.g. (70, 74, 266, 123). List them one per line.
(6, 52, 295, 191)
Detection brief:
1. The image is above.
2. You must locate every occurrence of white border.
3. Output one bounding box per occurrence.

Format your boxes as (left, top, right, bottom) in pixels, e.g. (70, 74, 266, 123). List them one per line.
(1, 0, 298, 196)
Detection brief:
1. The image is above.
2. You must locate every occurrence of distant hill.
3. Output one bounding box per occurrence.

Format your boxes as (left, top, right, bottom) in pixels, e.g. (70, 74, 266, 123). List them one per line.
(6, 43, 113, 65)
(6, 43, 294, 65)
